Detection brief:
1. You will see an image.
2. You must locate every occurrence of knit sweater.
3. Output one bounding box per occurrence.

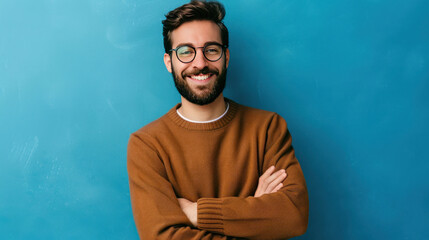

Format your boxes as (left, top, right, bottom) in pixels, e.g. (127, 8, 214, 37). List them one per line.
(127, 99, 309, 240)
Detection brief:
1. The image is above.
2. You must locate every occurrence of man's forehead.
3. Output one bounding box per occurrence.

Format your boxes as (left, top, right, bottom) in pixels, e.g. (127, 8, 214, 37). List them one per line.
(170, 20, 222, 48)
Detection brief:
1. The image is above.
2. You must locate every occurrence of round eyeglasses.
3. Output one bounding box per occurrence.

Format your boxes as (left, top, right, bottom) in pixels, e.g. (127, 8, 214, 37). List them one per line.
(169, 43, 228, 63)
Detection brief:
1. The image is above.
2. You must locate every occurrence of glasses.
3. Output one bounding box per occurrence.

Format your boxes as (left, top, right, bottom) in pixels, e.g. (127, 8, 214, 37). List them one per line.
(169, 43, 227, 63)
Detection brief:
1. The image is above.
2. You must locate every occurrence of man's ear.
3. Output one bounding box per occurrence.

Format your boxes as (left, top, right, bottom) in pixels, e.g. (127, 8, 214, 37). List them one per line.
(225, 48, 230, 68)
(164, 53, 172, 73)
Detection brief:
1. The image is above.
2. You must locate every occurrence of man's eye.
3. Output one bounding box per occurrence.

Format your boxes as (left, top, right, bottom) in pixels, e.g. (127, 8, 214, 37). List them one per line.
(178, 47, 194, 56)
(205, 48, 220, 54)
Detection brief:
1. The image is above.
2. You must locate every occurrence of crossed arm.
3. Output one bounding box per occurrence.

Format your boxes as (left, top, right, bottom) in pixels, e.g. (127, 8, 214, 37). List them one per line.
(178, 166, 287, 226)
(128, 114, 308, 239)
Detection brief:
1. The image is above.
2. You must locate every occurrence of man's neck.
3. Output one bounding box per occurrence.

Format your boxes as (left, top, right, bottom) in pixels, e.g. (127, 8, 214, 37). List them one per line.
(178, 94, 227, 122)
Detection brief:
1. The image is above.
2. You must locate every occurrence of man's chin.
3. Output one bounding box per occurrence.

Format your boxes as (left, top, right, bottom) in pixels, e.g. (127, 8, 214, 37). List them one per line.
(183, 93, 217, 105)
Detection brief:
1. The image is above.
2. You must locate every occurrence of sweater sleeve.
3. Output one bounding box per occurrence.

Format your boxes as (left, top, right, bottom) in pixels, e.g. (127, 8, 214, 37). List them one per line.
(127, 133, 243, 240)
(197, 114, 309, 240)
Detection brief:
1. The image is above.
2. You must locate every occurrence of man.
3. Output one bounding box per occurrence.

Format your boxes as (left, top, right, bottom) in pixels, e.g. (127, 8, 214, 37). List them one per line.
(127, 1, 309, 239)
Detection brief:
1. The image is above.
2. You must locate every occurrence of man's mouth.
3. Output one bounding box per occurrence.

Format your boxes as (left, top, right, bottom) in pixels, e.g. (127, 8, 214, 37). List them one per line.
(188, 73, 213, 81)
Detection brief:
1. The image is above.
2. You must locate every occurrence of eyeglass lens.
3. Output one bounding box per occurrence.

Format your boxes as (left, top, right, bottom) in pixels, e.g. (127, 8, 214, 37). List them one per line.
(176, 44, 223, 63)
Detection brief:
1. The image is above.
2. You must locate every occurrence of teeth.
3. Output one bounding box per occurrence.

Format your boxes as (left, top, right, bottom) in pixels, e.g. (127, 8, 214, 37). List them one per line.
(191, 74, 210, 81)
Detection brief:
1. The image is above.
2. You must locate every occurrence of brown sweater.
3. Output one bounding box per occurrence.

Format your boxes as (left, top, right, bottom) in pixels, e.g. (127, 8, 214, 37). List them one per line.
(127, 99, 309, 240)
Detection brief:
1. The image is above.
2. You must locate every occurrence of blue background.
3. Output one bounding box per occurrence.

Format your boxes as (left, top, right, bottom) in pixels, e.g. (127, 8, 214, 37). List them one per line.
(1, 0, 428, 239)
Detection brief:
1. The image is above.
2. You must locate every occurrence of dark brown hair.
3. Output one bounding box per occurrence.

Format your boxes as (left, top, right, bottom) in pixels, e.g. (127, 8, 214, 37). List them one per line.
(162, 0, 229, 53)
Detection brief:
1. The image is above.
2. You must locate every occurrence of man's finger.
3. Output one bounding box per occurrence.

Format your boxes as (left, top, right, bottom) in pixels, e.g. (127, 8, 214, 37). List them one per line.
(259, 166, 275, 180)
(264, 169, 286, 185)
(272, 183, 283, 193)
(255, 167, 287, 197)
(266, 172, 287, 193)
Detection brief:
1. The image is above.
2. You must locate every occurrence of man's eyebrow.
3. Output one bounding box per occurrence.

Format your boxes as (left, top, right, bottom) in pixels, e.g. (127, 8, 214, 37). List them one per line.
(204, 41, 223, 46)
(175, 42, 194, 48)
(174, 41, 223, 48)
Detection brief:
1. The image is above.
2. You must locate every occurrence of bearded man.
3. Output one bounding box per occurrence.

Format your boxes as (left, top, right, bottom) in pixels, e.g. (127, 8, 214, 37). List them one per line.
(127, 1, 309, 239)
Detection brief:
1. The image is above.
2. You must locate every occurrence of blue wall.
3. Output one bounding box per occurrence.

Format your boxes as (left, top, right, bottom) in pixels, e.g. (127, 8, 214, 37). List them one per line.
(1, 0, 428, 239)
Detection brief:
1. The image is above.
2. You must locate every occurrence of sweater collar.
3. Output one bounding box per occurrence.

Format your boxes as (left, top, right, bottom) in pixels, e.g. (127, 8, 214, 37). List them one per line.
(166, 98, 239, 131)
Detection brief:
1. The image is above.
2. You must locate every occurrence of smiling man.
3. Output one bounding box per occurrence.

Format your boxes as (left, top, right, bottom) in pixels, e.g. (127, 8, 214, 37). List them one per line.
(127, 1, 309, 239)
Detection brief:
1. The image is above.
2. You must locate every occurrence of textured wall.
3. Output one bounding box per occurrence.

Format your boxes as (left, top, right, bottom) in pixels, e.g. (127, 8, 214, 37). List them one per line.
(1, 0, 428, 239)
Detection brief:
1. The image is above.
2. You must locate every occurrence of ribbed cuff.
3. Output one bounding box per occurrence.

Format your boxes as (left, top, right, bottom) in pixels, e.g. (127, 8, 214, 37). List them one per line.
(197, 198, 224, 234)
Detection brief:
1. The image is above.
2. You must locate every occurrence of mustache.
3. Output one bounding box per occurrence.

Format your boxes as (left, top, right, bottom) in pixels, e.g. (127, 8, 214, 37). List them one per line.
(182, 67, 219, 78)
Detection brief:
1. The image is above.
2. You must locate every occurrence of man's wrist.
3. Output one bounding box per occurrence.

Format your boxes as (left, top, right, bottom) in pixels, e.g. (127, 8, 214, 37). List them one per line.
(178, 198, 198, 227)
(190, 202, 198, 226)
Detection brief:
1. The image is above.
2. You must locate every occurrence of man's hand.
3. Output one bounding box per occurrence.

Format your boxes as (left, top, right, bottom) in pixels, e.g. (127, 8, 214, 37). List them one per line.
(254, 166, 287, 197)
(178, 166, 286, 227)
(178, 198, 197, 227)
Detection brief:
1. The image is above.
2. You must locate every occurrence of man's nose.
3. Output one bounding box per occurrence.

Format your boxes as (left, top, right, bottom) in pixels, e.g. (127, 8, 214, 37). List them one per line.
(191, 48, 208, 69)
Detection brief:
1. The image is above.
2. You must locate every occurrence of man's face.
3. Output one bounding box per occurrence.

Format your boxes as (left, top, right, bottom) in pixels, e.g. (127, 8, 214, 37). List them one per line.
(164, 20, 230, 105)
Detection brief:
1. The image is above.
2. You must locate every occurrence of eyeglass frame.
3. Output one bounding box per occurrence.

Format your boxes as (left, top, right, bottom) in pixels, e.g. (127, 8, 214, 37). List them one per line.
(169, 42, 228, 63)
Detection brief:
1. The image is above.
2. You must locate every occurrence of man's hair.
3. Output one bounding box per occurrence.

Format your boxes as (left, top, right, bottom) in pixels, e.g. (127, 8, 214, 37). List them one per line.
(162, 0, 229, 53)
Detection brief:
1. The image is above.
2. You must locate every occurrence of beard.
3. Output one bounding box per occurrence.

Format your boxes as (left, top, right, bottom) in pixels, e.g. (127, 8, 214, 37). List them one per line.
(171, 63, 227, 106)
